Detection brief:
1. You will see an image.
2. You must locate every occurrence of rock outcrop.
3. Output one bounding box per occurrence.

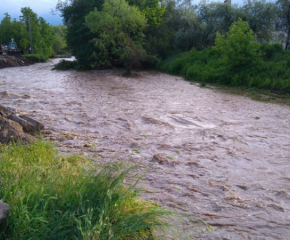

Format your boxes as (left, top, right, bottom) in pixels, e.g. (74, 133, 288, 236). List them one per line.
(0, 104, 44, 144)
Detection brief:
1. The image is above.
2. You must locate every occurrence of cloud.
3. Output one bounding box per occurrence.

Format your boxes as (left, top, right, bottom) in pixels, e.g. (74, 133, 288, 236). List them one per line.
(0, 0, 62, 25)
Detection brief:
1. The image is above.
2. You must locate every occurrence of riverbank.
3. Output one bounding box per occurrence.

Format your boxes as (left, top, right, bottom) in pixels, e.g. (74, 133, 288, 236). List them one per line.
(0, 55, 45, 69)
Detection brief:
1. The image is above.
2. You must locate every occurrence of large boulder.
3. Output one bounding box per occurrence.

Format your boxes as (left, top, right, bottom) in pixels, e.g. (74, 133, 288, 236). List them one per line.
(0, 201, 10, 225)
(0, 104, 45, 143)
(0, 115, 35, 144)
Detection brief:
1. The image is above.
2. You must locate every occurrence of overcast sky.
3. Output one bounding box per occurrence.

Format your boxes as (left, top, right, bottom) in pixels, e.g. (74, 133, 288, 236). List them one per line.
(0, 0, 274, 26)
(0, 0, 62, 25)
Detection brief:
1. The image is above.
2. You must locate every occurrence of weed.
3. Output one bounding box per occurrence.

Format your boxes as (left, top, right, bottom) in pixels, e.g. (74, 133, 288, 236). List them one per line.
(132, 148, 141, 154)
(141, 134, 148, 139)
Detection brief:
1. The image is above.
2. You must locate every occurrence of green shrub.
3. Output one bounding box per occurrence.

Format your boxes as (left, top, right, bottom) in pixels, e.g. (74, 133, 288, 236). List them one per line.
(215, 18, 262, 69)
(158, 20, 290, 94)
(261, 43, 284, 61)
(0, 140, 170, 240)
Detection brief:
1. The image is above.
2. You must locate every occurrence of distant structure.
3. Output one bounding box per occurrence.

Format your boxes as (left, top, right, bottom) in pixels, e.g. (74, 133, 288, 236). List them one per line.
(224, 0, 231, 5)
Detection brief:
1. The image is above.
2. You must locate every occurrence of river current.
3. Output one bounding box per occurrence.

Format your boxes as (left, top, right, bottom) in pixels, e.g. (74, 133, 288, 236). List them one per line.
(1, 59, 290, 239)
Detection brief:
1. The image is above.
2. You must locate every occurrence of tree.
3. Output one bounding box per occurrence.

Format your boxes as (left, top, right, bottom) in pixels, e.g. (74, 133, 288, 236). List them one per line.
(85, 0, 147, 71)
(276, 0, 290, 50)
(174, 5, 205, 50)
(242, 0, 277, 43)
(56, 0, 105, 68)
(0, 13, 13, 44)
(39, 17, 53, 57)
(51, 25, 67, 55)
(20, 7, 53, 57)
(197, 1, 240, 47)
(215, 18, 262, 69)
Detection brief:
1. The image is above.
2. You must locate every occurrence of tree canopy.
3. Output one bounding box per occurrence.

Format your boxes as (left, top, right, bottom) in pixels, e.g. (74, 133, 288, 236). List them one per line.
(0, 8, 58, 57)
(56, 0, 282, 70)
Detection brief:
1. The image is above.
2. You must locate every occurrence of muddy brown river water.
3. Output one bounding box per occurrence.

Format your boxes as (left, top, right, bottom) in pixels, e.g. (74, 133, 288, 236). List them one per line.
(1, 59, 290, 239)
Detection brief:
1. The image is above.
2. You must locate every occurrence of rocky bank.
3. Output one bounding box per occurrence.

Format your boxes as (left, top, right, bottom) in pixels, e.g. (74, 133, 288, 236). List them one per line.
(0, 104, 44, 144)
(0, 55, 40, 69)
(0, 104, 45, 226)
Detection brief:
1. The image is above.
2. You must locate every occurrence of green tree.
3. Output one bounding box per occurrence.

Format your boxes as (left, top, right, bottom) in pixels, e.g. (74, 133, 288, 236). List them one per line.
(276, 0, 290, 49)
(51, 25, 67, 55)
(198, 1, 240, 47)
(11, 19, 30, 53)
(0, 13, 13, 44)
(39, 17, 53, 57)
(215, 18, 262, 70)
(20, 7, 53, 57)
(242, 0, 277, 43)
(85, 0, 147, 72)
(57, 0, 105, 68)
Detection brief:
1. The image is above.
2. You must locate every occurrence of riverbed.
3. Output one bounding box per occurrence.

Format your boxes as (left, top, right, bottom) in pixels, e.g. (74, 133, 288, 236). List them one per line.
(1, 59, 290, 239)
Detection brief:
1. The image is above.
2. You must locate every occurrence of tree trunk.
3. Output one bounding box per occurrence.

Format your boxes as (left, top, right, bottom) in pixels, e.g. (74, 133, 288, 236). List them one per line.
(286, 4, 290, 50)
(286, 27, 290, 50)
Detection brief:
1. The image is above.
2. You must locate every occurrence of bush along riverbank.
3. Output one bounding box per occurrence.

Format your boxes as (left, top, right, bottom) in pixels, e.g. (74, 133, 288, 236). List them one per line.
(159, 19, 290, 95)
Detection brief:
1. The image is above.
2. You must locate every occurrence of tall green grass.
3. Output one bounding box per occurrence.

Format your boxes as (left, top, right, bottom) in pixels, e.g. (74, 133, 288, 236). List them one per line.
(0, 140, 169, 240)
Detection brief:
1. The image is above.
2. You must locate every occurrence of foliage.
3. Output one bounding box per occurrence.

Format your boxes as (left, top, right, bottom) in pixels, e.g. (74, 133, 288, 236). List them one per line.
(56, 0, 106, 69)
(85, 0, 147, 70)
(52, 60, 79, 70)
(23, 54, 49, 62)
(0, 14, 29, 53)
(276, 0, 290, 49)
(159, 19, 290, 94)
(197, 1, 240, 47)
(51, 25, 68, 56)
(241, 0, 276, 42)
(214, 18, 262, 69)
(20, 7, 54, 57)
(56, 0, 279, 69)
(0, 8, 56, 57)
(0, 140, 170, 240)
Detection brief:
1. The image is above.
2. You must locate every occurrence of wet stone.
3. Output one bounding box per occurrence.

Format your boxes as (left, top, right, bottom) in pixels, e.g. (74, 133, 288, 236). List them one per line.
(0, 201, 10, 225)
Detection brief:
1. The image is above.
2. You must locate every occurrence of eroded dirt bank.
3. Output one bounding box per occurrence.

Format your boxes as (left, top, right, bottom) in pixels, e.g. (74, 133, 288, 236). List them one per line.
(0, 59, 290, 239)
(0, 55, 40, 69)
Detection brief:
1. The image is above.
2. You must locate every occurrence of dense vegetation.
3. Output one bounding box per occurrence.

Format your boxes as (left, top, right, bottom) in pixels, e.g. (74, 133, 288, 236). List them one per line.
(0, 140, 169, 239)
(160, 19, 290, 93)
(0, 8, 67, 58)
(54, 0, 290, 92)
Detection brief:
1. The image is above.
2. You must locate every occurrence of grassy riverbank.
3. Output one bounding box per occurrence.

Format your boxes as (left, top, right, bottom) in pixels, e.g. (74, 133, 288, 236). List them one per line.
(159, 44, 290, 95)
(0, 140, 169, 240)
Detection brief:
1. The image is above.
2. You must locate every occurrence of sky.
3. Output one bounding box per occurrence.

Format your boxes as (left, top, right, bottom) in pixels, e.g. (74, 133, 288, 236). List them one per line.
(0, 0, 62, 25)
(0, 0, 275, 26)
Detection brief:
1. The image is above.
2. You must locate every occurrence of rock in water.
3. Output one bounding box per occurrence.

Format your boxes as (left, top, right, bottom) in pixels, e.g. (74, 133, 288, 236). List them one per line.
(19, 115, 44, 131)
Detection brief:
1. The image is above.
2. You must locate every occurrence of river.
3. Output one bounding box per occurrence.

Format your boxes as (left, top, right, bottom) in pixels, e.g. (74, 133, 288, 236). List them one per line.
(0, 59, 290, 239)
